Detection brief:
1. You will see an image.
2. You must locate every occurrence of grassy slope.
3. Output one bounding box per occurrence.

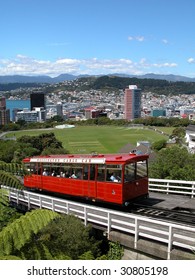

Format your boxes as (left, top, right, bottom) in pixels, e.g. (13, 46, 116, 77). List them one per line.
(7, 126, 169, 154)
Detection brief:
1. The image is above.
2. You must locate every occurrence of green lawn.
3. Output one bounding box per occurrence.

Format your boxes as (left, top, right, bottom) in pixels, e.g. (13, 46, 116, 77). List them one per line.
(6, 125, 169, 154)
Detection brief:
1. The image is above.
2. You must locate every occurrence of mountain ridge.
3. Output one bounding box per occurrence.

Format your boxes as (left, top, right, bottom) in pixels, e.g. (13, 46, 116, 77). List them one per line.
(0, 73, 195, 84)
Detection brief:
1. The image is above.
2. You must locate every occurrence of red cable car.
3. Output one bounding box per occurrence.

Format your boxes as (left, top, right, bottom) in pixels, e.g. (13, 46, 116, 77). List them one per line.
(23, 153, 149, 206)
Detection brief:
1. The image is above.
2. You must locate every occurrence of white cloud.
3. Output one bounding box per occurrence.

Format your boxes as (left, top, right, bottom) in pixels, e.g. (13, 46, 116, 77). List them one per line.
(136, 36, 145, 42)
(188, 57, 195, 64)
(16, 54, 28, 59)
(0, 55, 178, 76)
(162, 39, 168, 44)
(128, 36, 145, 42)
(55, 58, 81, 65)
(153, 62, 177, 68)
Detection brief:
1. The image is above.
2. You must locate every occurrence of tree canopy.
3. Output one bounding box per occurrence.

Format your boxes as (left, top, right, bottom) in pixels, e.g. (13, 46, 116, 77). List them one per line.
(0, 132, 69, 164)
(149, 146, 195, 180)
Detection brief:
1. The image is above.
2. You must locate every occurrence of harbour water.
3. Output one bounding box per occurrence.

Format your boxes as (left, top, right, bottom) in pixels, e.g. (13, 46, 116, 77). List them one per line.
(6, 99, 30, 120)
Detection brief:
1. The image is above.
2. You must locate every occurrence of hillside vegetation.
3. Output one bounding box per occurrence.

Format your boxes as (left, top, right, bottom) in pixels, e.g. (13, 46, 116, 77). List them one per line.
(1, 75, 195, 95)
(91, 76, 195, 95)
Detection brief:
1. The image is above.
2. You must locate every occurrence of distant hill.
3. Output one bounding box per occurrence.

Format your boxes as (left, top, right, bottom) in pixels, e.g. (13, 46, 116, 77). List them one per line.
(0, 73, 195, 84)
(0, 74, 77, 84)
(91, 75, 195, 95)
(1, 73, 195, 95)
(136, 73, 195, 82)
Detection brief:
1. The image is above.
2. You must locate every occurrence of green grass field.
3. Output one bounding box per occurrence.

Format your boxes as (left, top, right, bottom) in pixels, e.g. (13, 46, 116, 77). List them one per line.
(6, 125, 170, 154)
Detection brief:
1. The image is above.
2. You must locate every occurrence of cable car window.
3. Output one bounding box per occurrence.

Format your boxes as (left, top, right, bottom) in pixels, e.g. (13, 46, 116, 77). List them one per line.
(83, 164, 89, 180)
(136, 160, 147, 178)
(89, 164, 96, 180)
(125, 163, 136, 182)
(106, 164, 122, 182)
(69, 164, 83, 179)
(42, 163, 51, 176)
(97, 164, 106, 181)
(28, 163, 37, 174)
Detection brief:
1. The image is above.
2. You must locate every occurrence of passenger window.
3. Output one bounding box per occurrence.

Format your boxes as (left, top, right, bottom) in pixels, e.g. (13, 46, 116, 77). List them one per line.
(106, 164, 122, 183)
(83, 164, 89, 180)
(89, 164, 96, 180)
(97, 165, 106, 181)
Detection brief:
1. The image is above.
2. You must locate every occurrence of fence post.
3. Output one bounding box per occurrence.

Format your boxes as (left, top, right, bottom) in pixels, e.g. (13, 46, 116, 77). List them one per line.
(191, 183, 195, 198)
(134, 218, 139, 249)
(166, 182, 170, 195)
(16, 190, 19, 205)
(39, 196, 42, 209)
(27, 193, 30, 210)
(107, 212, 111, 238)
(84, 207, 87, 226)
(52, 198, 55, 211)
(66, 202, 69, 214)
(167, 225, 173, 260)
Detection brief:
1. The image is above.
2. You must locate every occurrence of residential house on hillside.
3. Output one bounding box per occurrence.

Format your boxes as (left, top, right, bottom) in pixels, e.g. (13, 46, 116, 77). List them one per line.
(118, 142, 156, 162)
(185, 124, 195, 152)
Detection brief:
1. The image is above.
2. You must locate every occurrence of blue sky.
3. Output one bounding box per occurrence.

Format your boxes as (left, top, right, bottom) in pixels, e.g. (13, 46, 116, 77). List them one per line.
(1, 0, 195, 77)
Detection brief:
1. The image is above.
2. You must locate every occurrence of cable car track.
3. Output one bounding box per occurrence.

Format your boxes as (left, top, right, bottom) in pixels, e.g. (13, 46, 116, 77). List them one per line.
(130, 204, 195, 226)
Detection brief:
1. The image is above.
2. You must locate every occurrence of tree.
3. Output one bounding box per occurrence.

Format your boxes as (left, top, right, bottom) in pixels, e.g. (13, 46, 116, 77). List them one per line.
(0, 191, 22, 231)
(0, 170, 23, 189)
(38, 215, 102, 260)
(49, 115, 64, 122)
(12, 146, 40, 163)
(41, 147, 68, 155)
(149, 146, 195, 180)
(0, 209, 59, 258)
(170, 127, 186, 145)
(17, 132, 67, 155)
(107, 241, 124, 260)
(152, 139, 167, 151)
(0, 140, 20, 163)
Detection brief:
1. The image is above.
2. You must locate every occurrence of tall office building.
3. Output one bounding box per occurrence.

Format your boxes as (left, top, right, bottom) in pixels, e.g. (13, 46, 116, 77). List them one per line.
(0, 96, 6, 108)
(30, 91, 45, 110)
(56, 102, 63, 118)
(0, 96, 10, 125)
(124, 85, 142, 120)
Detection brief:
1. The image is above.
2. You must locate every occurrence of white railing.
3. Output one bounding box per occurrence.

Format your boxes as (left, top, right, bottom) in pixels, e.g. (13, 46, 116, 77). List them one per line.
(149, 178, 195, 198)
(1, 185, 195, 260)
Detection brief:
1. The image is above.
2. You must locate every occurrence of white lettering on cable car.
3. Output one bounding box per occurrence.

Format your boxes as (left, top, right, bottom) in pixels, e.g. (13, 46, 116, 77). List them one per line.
(30, 158, 105, 164)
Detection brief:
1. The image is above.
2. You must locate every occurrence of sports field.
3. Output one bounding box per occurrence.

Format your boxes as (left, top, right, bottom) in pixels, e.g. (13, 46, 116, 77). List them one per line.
(7, 125, 169, 154)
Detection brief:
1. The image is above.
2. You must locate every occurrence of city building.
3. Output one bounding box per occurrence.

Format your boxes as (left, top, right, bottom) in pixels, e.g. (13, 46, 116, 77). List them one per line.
(0, 96, 10, 125)
(151, 108, 166, 117)
(124, 85, 141, 120)
(84, 107, 99, 119)
(12, 108, 23, 122)
(16, 107, 46, 123)
(84, 106, 107, 119)
(56, 102, 63, 118)
(30, 91, 46, 110)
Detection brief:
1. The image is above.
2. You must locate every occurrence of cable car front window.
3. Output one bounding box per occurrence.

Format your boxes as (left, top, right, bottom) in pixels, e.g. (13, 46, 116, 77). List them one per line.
(136, 160, 148, 178)
(124, 163, 136, 182)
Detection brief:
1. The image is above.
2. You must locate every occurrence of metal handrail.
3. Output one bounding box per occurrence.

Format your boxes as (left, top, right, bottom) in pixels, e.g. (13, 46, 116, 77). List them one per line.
(149, 178, 195, 198)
